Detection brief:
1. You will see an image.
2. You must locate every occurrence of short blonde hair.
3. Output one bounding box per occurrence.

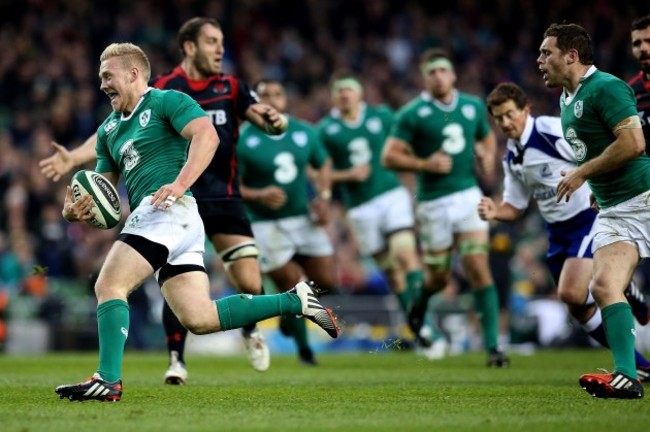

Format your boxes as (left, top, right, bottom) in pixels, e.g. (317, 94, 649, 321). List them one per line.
(100, 43, 151, 82)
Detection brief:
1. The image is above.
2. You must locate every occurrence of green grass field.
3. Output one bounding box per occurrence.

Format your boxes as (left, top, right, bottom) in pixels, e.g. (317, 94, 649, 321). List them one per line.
(1, 350, 648, 432)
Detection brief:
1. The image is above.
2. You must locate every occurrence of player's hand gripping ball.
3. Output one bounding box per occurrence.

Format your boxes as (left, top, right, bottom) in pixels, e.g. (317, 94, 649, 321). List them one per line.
(70, 170, 122, 229)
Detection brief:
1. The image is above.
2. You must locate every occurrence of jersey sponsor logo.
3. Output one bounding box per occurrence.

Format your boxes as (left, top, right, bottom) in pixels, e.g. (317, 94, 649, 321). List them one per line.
(206, 109, 227, 125)
(532, 185, 557, 201)
(565, 127, 587, 161)
(104, 119, 118, 134)
(461, 105, 476, 120)
(246, 136, 261, 148)
(119, 139, 141, 172)
(540, 163, 552, 178)
(417, 106, 432, 117)
(574, 100, 583, 118)
(292, 131, 308, 147)
(139, 109, 151, 127)
(366, 117, 382, 134)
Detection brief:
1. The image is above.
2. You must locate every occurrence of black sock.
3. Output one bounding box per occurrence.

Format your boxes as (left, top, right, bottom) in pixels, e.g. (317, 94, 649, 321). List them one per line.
(162, 300, 188, 364)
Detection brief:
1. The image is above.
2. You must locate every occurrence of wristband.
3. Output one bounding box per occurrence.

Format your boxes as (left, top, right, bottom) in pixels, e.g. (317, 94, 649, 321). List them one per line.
(319, 189, 332, 200)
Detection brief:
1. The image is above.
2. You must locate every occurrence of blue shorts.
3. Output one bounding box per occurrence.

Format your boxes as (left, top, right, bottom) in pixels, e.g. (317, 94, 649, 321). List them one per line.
(546, 209, 597, 285)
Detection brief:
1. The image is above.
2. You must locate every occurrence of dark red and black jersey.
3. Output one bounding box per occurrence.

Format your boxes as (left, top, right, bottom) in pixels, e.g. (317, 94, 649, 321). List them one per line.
(628, 71, 650, 153)
(151, 66, 258, 201)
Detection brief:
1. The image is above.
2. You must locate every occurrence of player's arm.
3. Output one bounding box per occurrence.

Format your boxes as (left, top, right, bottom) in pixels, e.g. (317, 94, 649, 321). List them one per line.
(381, 137, 452, 173)
(176, 116, 219, 189)
(309, 158, 333, 201)
(240, 183, 287, 209)
(39, 134, 99, 181)
(245, 103, 288, 135)
(557, 116, 644, 202)
(475, 130, 497, 179)
(330, 164, 371, 183)
(478, 197, 525, 222)
(151, 116, 218, 208)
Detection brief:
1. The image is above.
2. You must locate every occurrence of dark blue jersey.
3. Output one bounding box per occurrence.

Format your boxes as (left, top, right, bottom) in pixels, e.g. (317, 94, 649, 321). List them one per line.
(628, 71, 650, 154)
(151, 66, 258, 201)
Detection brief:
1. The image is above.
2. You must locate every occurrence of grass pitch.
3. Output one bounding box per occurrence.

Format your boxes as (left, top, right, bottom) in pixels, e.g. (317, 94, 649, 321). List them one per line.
(1, 349, 648, 432)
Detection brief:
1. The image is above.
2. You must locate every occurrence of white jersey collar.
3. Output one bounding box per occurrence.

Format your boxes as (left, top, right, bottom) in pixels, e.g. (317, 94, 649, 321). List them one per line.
(330, 103, 367, 128)
(121, 87, 153, 121)
(421, 90, 459, 112)
(563, 66, 598, 105)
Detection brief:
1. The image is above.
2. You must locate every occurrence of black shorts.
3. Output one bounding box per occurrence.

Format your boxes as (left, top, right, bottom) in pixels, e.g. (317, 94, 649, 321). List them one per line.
(197, 198, 254, 238)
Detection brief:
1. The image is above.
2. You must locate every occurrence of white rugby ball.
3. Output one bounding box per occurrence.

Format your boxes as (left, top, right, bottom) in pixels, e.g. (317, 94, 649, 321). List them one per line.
(70, 170, 122, 229)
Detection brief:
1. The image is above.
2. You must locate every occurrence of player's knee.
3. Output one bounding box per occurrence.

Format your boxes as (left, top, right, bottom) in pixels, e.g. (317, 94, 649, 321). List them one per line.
(179, 315, 211, 335)
(220, 241, 262, 294)
(557, 287, 585, 306)
(388, 230, 418, 268)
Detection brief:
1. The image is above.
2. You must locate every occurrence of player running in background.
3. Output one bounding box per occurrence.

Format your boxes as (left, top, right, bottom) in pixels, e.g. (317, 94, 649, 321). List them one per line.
(382, 48, 508, 366)
(54, 43, 338, 402)
(538, 22, 648, 399)
(238, 79, 335, 365)
(629, 15, 650, 154)
(316, 72, 437, 358)
(39, 17, 289, 383)
(479, 82, 650, 380)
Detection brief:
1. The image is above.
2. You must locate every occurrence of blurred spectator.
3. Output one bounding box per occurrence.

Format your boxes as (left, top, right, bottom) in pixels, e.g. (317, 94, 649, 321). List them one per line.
(1, 0, 648, 349)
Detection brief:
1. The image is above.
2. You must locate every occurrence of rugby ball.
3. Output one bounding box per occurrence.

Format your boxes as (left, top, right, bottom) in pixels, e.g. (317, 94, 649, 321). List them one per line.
(70, 170, 122, 229)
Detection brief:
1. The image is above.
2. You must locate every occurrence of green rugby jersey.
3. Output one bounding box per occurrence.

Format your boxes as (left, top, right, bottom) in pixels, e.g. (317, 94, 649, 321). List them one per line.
(317, 104, 401, 208)
(238, 116, 328, 221)
(560, 68, 650, 208)
(390, 90, 491, 201)
(96, 88, 207, 208)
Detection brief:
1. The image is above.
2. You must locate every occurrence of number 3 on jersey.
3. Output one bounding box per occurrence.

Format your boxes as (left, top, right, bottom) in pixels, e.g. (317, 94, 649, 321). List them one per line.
(441, 123, 466, 154)
(274, 152, 298, 184)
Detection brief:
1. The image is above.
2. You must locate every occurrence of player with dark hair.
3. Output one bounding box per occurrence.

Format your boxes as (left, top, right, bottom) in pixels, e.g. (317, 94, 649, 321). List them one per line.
(481, 82, 650, 382)
(629, 15, 650, 153)
(39, 17, 290, 383)
(54, 42, 338, 402)
(539, 22, 648, 399)
(382, 48, 507, 367)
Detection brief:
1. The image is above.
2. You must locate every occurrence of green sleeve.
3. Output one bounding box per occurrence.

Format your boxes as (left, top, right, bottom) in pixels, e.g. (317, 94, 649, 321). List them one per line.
(308, 125, 328, 168)
(378, 105, 395, 132)
(161, 90, 208, 133)
(475, 100, 492, 141)
(390, 108, 414, 143)
(95, 127, 119, 174)
(597, 79, 639, 130)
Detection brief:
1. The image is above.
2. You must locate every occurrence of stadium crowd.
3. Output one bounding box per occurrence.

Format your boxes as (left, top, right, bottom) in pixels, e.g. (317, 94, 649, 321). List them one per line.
(0, 0, 647, 351)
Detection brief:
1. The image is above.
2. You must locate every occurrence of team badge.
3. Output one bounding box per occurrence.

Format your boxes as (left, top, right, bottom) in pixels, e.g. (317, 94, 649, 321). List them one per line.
(574, 100, 583, 118)
(292, 131, 308, 147)
(246, 136, 261, 148)
(212, 82, 231, 95)
(461, 105, 476, 120)
(540, 164, 552, 178)
(366, 118, 382, 134)
(139, 109, 151, 127)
